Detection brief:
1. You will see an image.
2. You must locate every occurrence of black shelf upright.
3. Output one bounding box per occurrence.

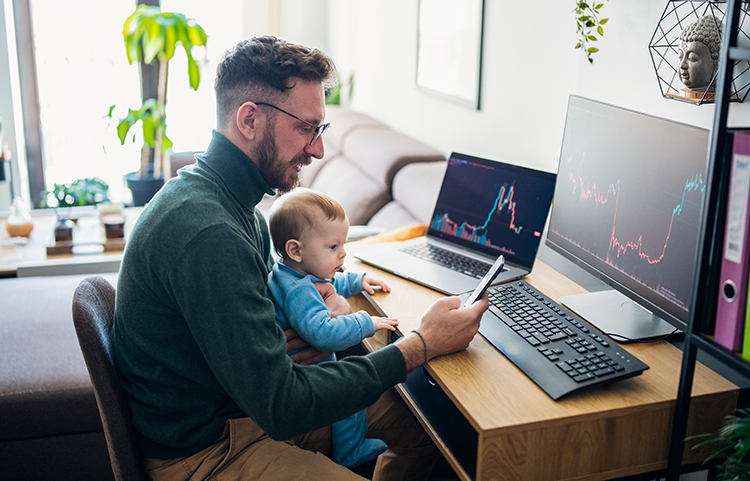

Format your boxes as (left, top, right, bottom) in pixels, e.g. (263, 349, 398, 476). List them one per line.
(667, 0, 750, 479)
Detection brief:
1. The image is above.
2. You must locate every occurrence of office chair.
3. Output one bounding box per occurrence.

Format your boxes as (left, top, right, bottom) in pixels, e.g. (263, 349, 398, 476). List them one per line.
(72, 275, 150, 481)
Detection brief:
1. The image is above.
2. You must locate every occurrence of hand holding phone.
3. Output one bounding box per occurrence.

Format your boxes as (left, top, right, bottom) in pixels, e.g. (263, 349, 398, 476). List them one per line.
(463, 255, 505, 307)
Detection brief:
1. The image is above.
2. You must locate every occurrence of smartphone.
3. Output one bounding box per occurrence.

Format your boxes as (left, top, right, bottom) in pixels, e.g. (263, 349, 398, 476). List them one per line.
(463, 255, 505, 307)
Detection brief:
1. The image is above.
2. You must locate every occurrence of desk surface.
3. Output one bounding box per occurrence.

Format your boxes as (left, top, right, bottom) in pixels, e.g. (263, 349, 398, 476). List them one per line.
(345, 239, 738, 481)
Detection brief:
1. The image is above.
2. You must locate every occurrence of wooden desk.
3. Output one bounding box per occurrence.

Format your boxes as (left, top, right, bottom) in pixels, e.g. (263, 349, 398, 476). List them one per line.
(345, 242, 738, 481)
(0, 207, 142, 277)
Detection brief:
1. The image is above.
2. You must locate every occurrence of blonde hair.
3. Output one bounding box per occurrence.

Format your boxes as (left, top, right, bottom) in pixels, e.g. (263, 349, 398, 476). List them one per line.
(269, 188, 347, 259)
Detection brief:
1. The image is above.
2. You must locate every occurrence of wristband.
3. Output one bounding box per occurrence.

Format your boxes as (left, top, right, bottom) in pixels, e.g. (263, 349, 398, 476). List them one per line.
(411, 330, 429, 365)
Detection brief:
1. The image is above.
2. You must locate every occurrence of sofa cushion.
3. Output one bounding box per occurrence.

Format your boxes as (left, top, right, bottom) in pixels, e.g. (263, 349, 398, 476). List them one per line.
(368, 161, 446, 229)
(301, 106, 387, 188)
(310, 157, 391, 225)
(321, 106, 385, 156)
(0, 272, 118, 441)
(341, 128, 444, 190)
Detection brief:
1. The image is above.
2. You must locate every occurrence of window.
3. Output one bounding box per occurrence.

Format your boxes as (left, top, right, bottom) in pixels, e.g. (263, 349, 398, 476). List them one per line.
(15, 0, 329, 207)
(24, 0, 244, 205)
(29, 0, 142, 204)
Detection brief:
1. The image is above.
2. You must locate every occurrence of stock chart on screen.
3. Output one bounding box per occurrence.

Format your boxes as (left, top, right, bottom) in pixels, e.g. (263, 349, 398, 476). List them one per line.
(547, 96, 709, 317)
(429, 154, 557, 265)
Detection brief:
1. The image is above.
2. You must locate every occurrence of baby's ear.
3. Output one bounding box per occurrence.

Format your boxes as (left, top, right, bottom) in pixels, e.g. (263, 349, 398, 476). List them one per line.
(285, 239, 302, 263)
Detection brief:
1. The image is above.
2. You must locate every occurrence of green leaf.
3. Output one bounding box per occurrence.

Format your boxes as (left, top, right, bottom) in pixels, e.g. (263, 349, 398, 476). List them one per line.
(116, 117, 134, 145)
(597, 26, 604, 36)
(587, 47, 600, 53)
(164, 25, 177, 61)
(187, 54, 200, 90)
(600, 18, 609, 25)
(162, 133, 173, 153)
(188, 24, 207, 47)
(143, 18, 164, 63)
(142, 116, 156, 147)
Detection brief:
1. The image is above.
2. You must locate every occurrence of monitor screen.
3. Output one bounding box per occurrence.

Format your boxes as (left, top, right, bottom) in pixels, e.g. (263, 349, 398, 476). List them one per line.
(427, 152, 557, 270)
(545, 96, 710, 338)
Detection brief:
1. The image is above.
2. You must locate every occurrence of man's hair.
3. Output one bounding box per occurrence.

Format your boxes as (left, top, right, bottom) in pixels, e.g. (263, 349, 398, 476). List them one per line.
(268, 188, 347, 259)
(214, 36, 337, 128)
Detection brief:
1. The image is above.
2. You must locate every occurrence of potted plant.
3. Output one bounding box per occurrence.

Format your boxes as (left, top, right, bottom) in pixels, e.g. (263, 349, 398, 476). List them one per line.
(107, 4, 207, 206)
(41, 177, 111, 241)
(692, 408, 750, 480)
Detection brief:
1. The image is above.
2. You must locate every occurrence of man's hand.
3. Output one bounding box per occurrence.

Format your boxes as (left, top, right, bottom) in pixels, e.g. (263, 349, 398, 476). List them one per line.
(285, 328, 332, 365)
(314, 282, 352, 317)
(394, 294, 489, 372)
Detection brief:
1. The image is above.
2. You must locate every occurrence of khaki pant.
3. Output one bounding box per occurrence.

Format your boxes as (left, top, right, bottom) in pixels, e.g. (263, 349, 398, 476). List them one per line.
(145, 390, 439, 481)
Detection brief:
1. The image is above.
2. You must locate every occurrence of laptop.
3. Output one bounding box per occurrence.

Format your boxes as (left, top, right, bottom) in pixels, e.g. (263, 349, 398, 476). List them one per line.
(355, 152, 557, 295)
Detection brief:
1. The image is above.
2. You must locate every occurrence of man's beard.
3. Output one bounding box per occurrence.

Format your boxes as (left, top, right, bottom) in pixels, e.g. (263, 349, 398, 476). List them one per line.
(254, 130, 312, 194)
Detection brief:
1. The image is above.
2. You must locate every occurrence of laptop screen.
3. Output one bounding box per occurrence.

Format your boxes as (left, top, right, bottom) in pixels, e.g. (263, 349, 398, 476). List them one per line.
(427, 152, 557, 269)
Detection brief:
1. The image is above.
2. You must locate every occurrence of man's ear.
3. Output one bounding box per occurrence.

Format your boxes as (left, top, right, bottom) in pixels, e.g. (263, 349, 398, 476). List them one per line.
(285, 239, 303, 263)
(235, 102, 262, 141)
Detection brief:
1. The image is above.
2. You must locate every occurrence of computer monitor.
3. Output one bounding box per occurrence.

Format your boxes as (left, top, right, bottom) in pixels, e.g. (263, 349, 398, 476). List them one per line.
(545, 95, 710, 340)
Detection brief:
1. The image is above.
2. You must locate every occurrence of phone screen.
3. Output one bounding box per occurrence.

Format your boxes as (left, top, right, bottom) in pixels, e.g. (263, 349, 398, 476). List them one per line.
(463, 255, 505, 307)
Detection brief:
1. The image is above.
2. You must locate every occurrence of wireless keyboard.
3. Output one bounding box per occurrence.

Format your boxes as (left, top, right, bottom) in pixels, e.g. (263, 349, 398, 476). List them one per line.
(478, 281, 649, 400)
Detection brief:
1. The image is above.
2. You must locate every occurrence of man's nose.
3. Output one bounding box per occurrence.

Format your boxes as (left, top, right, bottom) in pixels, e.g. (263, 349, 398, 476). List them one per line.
(304, 135, 325, 159)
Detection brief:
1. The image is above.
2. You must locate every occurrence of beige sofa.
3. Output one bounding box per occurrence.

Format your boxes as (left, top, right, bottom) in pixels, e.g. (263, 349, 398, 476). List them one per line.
(170, 106, 448, 231)
(298, 106, 446, 229)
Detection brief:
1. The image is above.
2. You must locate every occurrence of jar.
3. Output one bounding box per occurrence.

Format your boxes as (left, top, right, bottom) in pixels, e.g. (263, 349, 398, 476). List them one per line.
(5, 196, 34, 237)
(54, 218, 74, 242)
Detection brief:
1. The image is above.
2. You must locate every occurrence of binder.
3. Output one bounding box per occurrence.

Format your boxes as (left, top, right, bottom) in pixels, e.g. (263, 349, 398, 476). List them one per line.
(715, 131, 750, 352)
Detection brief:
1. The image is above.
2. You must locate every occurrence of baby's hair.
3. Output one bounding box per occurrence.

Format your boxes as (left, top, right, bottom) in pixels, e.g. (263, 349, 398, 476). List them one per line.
(269, 188, 347, 259)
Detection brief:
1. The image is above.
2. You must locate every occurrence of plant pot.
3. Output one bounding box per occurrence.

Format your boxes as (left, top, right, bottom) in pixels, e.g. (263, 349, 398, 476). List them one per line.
(125, 172, 165, 207)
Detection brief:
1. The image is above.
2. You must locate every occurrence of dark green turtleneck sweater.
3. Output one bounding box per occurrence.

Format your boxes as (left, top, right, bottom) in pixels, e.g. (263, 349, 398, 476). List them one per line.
(112, 131, 406, 460)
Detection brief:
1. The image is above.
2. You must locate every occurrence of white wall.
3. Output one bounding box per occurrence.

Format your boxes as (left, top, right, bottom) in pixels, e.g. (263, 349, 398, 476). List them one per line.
(5, 0, 750, 213)
(326, 0, 750, 174)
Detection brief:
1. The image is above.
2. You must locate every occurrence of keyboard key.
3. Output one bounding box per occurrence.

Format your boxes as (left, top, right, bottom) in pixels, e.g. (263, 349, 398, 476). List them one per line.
(573, 373, 595, 382)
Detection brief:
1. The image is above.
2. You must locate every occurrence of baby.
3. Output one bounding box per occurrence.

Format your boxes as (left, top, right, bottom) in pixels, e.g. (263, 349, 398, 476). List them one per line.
(266, 188, 398, 468)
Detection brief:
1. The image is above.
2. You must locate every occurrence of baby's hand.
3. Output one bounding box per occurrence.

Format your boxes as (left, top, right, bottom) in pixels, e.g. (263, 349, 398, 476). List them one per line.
(362, 275, 391, 295)
(372, 316, 398, 331)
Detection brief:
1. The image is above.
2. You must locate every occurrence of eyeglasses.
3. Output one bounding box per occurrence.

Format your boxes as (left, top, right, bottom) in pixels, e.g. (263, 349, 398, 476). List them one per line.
(255, 102, 330, 146)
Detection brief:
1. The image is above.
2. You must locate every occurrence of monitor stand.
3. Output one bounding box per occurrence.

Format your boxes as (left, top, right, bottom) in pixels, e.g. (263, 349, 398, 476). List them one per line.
(559, 290, 680, 341)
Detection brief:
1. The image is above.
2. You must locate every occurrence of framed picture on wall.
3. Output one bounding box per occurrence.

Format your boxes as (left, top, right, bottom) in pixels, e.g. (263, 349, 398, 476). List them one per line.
(416, 0, 485, 110)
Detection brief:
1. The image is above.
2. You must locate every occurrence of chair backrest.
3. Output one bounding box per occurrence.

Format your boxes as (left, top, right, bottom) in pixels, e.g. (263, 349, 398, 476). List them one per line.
(72, 275, 150, 481)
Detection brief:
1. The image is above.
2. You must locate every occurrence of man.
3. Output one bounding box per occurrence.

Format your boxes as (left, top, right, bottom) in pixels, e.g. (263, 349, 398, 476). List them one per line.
(112, 36, 488, 481)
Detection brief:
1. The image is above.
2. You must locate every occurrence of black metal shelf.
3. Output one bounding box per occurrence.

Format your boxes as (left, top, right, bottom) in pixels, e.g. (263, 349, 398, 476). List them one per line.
(692, 333, 750, 374)
(729, 46, 750, 61)
(666, 1, 750, 479)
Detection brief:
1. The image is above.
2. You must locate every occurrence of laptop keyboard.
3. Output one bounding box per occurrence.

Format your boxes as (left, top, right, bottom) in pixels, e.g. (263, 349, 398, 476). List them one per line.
(400, 243, 492, 279)
(478, 281, 649, 400)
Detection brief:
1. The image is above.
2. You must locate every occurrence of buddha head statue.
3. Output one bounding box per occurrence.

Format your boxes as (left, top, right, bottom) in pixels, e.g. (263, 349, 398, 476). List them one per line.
(678, 15, 723, 91)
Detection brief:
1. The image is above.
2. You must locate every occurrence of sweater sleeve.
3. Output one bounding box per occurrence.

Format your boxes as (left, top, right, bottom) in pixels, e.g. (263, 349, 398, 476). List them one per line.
(282, 279, 375, 352)
(168, 225, 404, 442)
(333, 270, 366, 299)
